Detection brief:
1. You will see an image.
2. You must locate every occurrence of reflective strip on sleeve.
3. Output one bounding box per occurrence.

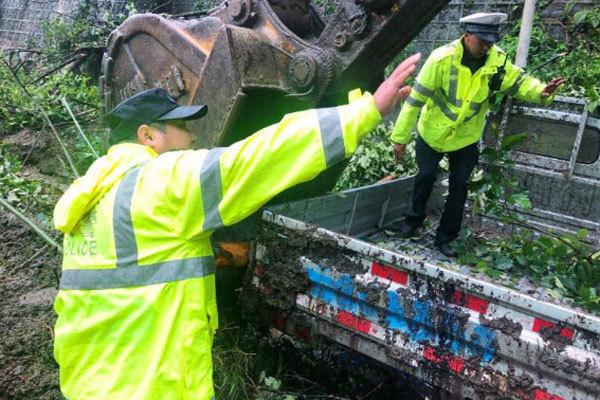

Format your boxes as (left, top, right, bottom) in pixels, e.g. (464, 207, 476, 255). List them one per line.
(406, 96, 426, 108)
(59, 256, 216, 290)
(113, 167, 142, 269)
(463, 101, 486, 123)
(509, 74, 526, 95)
(447, 64, 462, 107)
(414, 82, 458, 121)
(200, 147, 226, 231)
(317, 107, 346, 168)
(414, 82, 434, 98)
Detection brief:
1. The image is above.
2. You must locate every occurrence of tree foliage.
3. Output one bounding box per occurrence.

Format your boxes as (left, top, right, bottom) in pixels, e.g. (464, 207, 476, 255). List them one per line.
(334, 123, 418, 190)
(498, 3, 600, 111)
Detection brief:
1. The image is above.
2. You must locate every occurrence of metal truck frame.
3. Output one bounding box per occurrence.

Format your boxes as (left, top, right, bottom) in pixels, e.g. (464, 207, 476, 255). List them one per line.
(246, 98, 600, 400)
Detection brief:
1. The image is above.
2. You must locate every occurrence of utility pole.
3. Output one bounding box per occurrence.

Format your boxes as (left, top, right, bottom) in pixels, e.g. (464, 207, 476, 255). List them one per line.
(515, 0, 536, 68)
(498, 0, 537, 144)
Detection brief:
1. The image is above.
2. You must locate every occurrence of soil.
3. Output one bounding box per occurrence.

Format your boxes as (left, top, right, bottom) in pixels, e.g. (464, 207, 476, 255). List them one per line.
(0, 209, 62, 400)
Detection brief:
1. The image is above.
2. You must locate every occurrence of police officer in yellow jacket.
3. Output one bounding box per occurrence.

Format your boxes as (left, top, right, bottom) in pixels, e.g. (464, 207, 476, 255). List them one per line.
(52, 54, 421, 400)
(389, 13, 565, 257)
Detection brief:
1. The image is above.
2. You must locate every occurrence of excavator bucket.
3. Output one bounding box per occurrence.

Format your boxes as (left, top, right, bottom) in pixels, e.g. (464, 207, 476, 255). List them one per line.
(100, 0, 448, 200)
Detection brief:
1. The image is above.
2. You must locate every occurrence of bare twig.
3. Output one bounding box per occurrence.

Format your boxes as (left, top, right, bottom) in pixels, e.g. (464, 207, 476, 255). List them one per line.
(172, 10, 210, 18)
(150, 0, 173, 13)
(32, 53, 87, 84)
(1, 57, 80, 178)
(360, 383, 383, 399)
(22, 130, 43, 166)
(61, 96, 99, 158)
(0, 197, 62, 252)
(23, 243, 50, 265)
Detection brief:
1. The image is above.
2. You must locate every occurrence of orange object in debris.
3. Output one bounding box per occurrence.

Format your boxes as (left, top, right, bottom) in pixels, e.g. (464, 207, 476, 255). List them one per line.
(377, 174, 397, 183)
(215, 242, 251, 268)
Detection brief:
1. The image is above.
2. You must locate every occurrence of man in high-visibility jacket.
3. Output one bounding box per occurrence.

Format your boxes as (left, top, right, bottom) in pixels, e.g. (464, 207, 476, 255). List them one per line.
(389, 12, 566, 257)
(52, 53, 421, 400)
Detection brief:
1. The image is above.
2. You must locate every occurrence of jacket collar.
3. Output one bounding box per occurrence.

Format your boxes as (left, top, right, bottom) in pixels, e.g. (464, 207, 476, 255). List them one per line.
(451, 37, 507, 74)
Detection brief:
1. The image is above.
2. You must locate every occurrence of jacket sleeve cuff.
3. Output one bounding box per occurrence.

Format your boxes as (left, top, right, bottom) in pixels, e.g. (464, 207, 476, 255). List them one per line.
(390, 130, 412, 144)
(346, 91, 383, 138)
(540, 90, 557, 106)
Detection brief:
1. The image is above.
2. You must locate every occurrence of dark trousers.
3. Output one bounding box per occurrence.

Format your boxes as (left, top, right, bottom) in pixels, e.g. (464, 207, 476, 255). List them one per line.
(405, 135, 479, 243)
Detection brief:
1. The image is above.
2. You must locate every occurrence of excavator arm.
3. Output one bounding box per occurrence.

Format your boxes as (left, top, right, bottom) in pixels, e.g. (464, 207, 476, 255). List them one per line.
(100, 0, 448, 198)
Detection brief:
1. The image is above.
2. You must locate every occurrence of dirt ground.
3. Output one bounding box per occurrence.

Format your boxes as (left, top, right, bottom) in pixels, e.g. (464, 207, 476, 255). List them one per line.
(0, 209, 62, 399)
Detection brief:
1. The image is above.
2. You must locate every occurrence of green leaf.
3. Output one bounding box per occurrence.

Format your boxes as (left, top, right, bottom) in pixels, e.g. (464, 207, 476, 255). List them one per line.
(495, 256, 514, 271)
(485, 267, 504, 278)
(501, 133, 527, 150)
(509, 192, 532, 209)
(576, 228, 589, 240)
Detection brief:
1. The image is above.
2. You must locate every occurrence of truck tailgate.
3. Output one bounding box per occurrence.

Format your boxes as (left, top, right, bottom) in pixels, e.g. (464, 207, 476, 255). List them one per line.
(248, 178, 600, 400)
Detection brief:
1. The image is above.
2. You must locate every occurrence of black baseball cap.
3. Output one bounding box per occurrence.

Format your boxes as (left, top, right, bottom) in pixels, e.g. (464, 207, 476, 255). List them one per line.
(107, 88, 208, 143)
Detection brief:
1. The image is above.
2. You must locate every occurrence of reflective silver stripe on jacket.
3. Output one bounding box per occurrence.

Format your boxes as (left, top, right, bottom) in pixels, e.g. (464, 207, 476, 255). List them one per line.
(406, 96, 426, 109)
(414, 82, 458, 121)
(447, 64, 462, 107)
(463, 101, 486, 123)
(60, 164, 216, 290)
(60, 257, 216, 290)
(114, 167, 142, 268)
(508, 74, 526, 95)
(317, 107, 346, 168)
(200, 147, 226, 231)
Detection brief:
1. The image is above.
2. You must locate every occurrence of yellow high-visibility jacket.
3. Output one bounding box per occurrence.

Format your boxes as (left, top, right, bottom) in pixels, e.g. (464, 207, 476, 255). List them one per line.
(52, 90, 380, 400)
(391, 38, 555, 152)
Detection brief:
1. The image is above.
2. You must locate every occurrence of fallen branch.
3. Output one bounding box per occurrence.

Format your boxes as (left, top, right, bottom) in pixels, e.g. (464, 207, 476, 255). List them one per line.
(61, 96, 99, 159)
(31, 53, 87, 84)
(23, 243, 50, 265)
(0, 197, 62, 252)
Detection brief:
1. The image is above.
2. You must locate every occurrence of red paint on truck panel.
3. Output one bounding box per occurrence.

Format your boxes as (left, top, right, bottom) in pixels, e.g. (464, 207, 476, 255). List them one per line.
(423, 346, 441, 363)
(533, 389, 564, 400)
(371, 261, 408, 285)
(532, 318, 574, 340)
(422, 346, 465, 374)
(451, 290, 490, 314)
(336, 311, 371, 334)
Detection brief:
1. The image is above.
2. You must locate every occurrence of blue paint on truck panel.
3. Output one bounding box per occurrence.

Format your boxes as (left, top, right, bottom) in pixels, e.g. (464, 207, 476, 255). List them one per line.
(303, 262, 497, 364)
(470, 325, 496, 363)
(412, 298, 436, 343)
(306, 264, 378, 321)
(385, 289, 410, 333)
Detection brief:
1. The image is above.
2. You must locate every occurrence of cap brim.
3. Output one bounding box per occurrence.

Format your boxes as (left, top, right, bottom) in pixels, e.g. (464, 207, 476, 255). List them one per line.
(156, 104, 208, 122)
(472, 32, 500, 44)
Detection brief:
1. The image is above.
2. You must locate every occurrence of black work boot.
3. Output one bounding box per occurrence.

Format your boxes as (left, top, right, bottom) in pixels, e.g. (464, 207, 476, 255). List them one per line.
(437, 241, 458, 258)
(386, 220, 419, 238)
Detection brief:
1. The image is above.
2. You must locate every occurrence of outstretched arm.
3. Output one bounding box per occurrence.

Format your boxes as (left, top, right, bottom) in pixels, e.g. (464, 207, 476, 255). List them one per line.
(202, 54, 421, 230)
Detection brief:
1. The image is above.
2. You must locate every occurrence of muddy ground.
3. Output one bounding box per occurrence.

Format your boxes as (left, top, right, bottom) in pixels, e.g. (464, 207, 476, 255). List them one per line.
(0, 209, 62, 399)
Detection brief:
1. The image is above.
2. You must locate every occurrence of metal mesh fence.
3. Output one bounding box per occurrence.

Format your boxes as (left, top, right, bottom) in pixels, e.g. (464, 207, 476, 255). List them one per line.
(0, 0, 592, 54)
(410, 0, 523, 57)
(0, 0, 129, 49)
(0, 0, 205, 49)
